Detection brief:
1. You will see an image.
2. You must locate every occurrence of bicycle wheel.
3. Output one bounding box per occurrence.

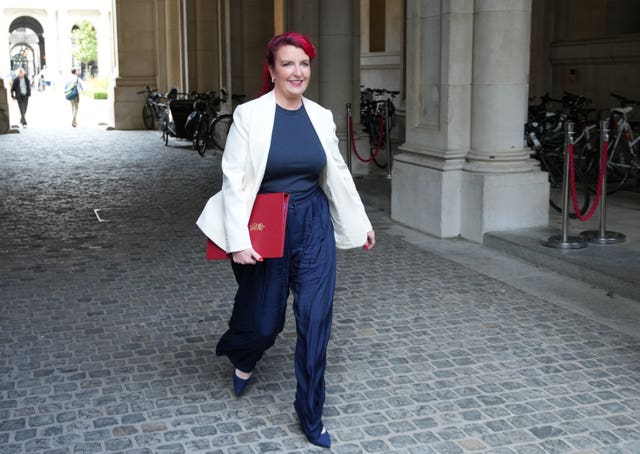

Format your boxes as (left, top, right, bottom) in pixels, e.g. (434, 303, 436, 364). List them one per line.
(210, 115, 233, 151)
(605, 138, 631, 194)
(142, 103, 155, 130)
(193, 117, 208, 157)
(161, 111, 169, 146)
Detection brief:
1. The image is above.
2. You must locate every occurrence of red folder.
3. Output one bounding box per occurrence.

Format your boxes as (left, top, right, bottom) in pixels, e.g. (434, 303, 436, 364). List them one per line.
(206, 192, 290, 259)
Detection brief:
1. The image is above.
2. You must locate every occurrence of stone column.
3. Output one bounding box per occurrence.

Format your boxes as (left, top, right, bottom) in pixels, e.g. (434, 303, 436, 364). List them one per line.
(460, 0, 548, 241)
(286, 0, 320, 101)
(318, 0, 367, 172)
(111, 0, 159, 129)
(392, 0, 473, 237)
(0, 9, 10, 78)
(97, 8, 114, 78)
(58, 7, 72, 77)
(44, 7, 61, 88)
(466, 0, 536, 173)
(164, 0, 183, 91)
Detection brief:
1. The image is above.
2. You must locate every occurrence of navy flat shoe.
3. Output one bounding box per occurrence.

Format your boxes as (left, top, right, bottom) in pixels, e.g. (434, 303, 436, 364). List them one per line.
(232, 370, 251, 397)
(307, 429, 331, 449)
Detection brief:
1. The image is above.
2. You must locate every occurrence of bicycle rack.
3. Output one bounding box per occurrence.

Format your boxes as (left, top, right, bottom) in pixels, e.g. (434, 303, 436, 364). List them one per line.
(543, 121, 588, 249)
(581, 120, 627, 244)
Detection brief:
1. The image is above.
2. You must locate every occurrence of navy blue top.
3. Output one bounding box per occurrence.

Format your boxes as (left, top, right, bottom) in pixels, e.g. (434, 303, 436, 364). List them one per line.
(259, 104, 327, 194)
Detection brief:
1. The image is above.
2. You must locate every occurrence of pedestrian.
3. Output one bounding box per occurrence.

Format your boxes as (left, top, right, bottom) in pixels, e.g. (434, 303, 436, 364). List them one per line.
(10, 68, 31, 128)
(64, 69, 83, 127)
(197, 31, 375, 449)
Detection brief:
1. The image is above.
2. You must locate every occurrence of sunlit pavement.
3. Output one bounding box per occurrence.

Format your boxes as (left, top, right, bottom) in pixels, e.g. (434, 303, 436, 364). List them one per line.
(6, 85, 110, 130)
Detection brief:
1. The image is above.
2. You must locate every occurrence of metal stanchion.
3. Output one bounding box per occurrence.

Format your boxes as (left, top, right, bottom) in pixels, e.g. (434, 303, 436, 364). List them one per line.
(346, 103, 352, 173)
(384, 101, 392, 180)
(543, 121, 588, 249)
(581, 120, 626, 244)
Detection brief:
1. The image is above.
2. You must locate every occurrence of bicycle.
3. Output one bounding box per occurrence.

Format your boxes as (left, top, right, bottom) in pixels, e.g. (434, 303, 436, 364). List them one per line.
(594, 93, 640, 193)
(160, 90, 195, 146)
(525, 103, 592, 216)
(359, 87, 398, 168)
(137, 86, 168, 130)
(188, 91, 244, 157)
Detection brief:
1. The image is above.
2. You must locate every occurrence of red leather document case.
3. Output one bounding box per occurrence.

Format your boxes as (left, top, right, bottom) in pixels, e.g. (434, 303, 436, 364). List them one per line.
(206, 192, 290, 260)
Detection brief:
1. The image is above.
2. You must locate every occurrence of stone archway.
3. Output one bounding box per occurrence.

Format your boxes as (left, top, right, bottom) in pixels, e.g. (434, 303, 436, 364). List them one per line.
(9, 16, 45, 76)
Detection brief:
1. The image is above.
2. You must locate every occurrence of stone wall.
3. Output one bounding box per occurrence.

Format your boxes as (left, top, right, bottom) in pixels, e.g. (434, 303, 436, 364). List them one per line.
(530, 0, 640, 118)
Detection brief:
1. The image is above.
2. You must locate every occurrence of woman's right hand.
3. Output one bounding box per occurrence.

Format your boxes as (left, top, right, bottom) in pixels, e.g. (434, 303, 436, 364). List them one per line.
(231, 248, 263, 265)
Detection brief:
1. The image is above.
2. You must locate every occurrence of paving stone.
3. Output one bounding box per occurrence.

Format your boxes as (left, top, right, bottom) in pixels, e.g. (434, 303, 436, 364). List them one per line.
(529, 425, 566, 439)
(104, 437, 133, 451)
(457, 438, 488, 451)
(0, 419, 25, 432)
(1, 128, 640, 453)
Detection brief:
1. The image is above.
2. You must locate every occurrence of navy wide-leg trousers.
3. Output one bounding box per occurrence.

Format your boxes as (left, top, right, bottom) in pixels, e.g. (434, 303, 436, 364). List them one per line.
(216, 186, 336, 439)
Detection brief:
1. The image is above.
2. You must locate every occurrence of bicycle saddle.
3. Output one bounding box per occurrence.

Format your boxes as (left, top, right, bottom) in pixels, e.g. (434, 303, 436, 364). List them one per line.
(611, 106, 633, 115)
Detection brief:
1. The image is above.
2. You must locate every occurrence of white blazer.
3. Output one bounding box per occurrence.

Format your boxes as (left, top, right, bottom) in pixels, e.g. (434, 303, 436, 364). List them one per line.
(196, 90, 372, 252)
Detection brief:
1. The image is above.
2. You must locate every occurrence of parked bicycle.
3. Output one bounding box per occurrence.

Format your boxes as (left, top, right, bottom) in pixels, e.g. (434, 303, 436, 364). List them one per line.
(138, 86, 168, 130)
(359, 86, 398, 168)
(185, 90, 238, 157)
(585, 93, 640, 193)
(526, 94, 593, 215)
(160, 90, 195, 146)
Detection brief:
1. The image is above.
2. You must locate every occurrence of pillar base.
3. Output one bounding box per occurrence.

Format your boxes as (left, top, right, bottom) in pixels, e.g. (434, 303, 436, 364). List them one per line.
(391, 152, 550, 243)
(0, 79, 10, 134)
(391, 153, 462, 238)
(461, 170, 549, 243)
(111, 76, 156, 130)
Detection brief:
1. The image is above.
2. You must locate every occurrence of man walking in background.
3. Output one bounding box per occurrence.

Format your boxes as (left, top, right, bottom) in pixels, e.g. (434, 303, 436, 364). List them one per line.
(64, 69, 83, 127)
(10, 68, 31, 128)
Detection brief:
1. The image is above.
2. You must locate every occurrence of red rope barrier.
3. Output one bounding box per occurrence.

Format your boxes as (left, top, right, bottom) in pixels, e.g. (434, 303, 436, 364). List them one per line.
(568, 141, 608, 221)
(349, 115, 386, 163)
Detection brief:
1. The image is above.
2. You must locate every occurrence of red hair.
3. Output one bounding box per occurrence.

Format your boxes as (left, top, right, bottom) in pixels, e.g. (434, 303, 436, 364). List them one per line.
(259, 31, 317, 96)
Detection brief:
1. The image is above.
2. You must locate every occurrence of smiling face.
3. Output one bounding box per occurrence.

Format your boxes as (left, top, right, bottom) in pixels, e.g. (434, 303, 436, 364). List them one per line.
(268, 45, 311, 109)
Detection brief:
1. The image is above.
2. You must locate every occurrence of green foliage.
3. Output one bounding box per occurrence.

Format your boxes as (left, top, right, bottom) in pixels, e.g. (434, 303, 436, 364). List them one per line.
(72, 20, 98, 65)
(82, 77, 110, 100)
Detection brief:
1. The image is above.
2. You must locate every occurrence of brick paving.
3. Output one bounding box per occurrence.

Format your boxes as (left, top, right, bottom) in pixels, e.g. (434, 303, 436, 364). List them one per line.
(1, 124, 640, 453)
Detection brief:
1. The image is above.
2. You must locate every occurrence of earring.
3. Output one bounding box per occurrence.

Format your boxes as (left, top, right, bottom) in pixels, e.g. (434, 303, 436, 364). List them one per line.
(271, 78, 275, 83)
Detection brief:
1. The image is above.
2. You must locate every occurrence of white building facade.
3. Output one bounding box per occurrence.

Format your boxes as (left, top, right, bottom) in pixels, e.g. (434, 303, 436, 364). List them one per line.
(1, 0, 114, 86)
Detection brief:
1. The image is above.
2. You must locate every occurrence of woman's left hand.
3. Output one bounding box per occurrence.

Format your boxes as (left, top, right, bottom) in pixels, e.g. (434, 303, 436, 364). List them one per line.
(363, 230, 376, 251)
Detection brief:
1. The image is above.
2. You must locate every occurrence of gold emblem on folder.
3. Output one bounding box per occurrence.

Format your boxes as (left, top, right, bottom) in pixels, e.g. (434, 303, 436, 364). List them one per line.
(249, 223, 265, 232)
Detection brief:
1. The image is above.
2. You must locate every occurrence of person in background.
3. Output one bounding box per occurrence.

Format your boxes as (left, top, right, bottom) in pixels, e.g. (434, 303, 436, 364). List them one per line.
(197, 31, 375, 449)
(64, 69, 83, 127)
(10, 68, 31, 128)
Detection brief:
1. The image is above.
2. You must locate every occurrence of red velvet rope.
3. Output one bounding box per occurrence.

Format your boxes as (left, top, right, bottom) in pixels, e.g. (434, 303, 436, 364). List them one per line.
(349, 115, 386, 163)
(568, 141, 608, 221)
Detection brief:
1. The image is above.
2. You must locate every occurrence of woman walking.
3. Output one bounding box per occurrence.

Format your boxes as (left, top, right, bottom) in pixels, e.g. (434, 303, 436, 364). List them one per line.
(197, 31, 375, 448)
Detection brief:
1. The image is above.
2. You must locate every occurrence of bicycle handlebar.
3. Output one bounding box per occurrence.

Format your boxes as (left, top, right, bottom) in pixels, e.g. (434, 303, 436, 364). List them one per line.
(137, 86, 159, 95)
(362, 87, 399, 97)
(610, 92, 640, 106)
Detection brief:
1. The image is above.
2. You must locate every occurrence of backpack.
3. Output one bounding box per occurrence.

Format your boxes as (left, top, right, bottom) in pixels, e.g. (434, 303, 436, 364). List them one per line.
(65, 81, 78, 100)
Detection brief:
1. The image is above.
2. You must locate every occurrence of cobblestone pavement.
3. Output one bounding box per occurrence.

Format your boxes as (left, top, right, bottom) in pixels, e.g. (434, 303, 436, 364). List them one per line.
(1, 125, 640, 454)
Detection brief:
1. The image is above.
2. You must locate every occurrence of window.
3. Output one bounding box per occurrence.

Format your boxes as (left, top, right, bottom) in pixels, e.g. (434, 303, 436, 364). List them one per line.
(369, 0, 386, 52)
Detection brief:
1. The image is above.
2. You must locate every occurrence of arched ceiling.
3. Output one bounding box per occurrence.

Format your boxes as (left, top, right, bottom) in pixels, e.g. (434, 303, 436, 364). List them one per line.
(9, 16, 44, 35)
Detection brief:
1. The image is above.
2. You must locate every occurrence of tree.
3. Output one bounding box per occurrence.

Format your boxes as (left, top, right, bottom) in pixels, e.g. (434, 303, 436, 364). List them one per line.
(72, 20, 97, 68)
